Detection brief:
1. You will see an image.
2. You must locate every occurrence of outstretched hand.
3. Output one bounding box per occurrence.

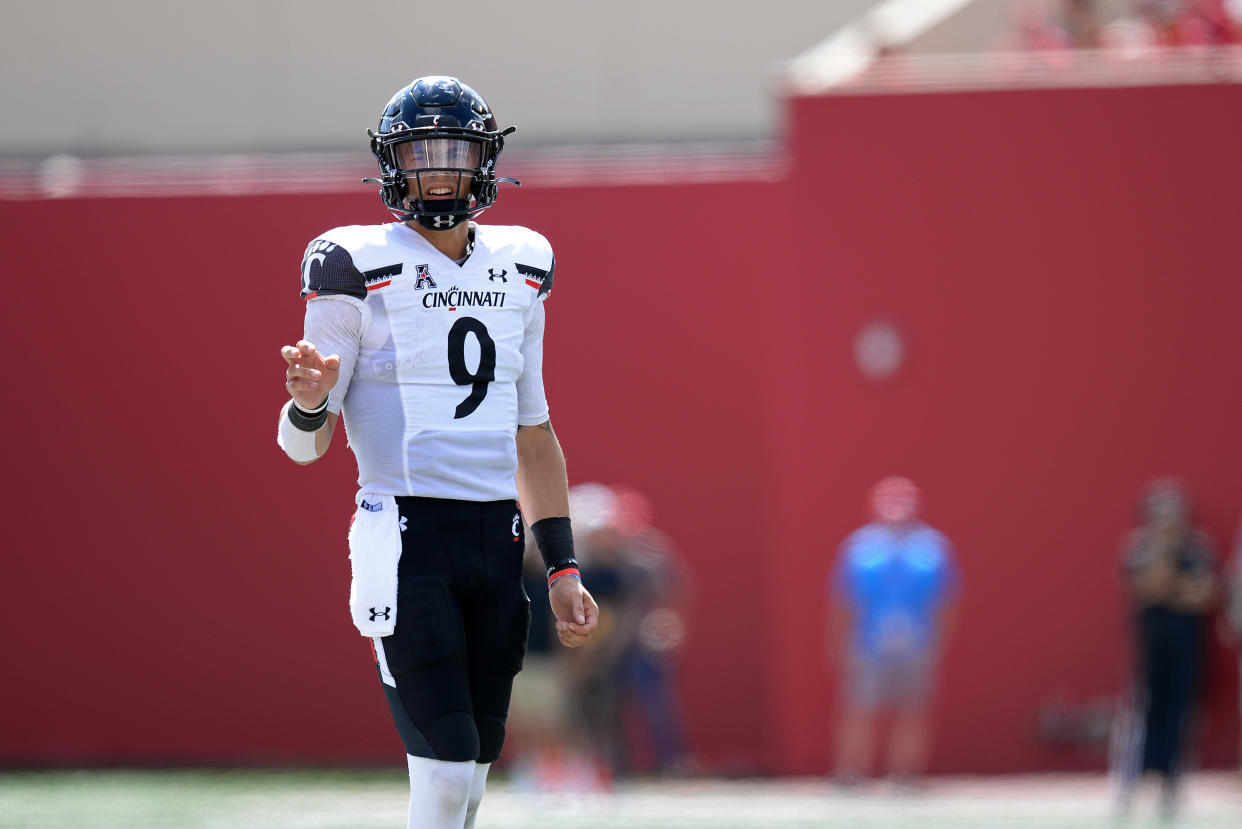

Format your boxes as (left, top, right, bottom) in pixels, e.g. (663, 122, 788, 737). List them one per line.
(281, 340, 341, 410)
(549, 578, 599, 648)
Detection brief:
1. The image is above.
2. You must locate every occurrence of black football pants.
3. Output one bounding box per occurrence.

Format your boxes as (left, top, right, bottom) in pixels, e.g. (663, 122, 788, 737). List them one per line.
(372, 497, 530, 764)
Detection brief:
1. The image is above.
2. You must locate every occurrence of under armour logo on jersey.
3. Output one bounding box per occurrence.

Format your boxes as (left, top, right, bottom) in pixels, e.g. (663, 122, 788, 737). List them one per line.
(413, 264, 437, 290)
(488, 268, 508, 283)
(369, 606, 391, 621)
(400, 516, 408, 533)
(360, 500, 382, 512)
(512, 512, 521, 540)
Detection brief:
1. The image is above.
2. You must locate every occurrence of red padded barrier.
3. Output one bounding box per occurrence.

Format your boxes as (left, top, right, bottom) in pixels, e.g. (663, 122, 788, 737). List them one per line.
(0, 183, 776, 768)
(764, 84, 1242, 774)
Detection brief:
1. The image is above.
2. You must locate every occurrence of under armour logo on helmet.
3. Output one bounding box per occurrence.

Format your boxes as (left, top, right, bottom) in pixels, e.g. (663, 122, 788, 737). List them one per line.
(369, 606, 392, 621)
(488, 268, 507, 282)
(433, 215, 453, 228)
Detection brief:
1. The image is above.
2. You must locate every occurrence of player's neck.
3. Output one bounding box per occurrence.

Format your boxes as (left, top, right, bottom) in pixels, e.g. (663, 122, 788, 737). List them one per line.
(407, 220, 470, 261)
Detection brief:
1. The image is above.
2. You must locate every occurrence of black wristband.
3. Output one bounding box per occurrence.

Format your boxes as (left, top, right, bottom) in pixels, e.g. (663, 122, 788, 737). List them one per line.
(293, 396, 329, 415)
(531, 516, 578, 579)
(287, 399, 328, 432)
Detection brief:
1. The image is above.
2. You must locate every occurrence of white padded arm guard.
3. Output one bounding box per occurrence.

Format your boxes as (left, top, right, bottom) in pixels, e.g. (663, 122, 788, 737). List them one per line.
(277, 399, 323, 463)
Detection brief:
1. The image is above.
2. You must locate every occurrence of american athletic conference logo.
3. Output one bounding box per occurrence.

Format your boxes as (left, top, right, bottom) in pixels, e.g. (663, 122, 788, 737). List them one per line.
(413, 264, 437, 290)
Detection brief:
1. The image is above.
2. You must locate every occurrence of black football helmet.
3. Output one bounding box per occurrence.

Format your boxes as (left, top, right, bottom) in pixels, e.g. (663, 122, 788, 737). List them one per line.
(365, 76, 519, 230)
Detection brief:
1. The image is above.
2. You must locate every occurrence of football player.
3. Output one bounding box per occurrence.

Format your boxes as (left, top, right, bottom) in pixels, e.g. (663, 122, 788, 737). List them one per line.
(276, 76, 598, 829)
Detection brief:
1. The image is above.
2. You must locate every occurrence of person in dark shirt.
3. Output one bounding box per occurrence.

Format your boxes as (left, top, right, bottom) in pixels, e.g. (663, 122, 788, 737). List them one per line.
(1116, 477, 1217, 817)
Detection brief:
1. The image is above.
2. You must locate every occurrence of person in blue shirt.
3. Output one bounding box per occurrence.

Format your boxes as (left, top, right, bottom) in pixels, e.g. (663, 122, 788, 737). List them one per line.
(828, 476, 960, 784)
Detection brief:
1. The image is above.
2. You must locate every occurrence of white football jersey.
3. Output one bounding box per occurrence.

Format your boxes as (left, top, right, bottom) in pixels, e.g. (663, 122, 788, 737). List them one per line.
(298, 221, 555, 501)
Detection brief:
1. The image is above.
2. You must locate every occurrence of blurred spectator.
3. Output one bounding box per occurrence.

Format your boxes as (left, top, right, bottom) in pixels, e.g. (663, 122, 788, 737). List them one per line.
(1010, 0, 1103, 50)
(513, 483, 694, 786)
(563, 483, 694, 779)
(1135, 0, 1188, 44)
(827, 476, 960, 784)
(1100, 9, 1163, 57)
(1176, 0, 1241, 44)
(1064, 0, 1107, 47)
(507, 486, 614, 792)
(1226, 519, 1242, 772)
(1118, 0, 1241, 46)
(1011, 1, 1076, 52)
(506, 532, 604, 792)
(1114, 477, 1218, 817)
(1014, 0, 1242, 53)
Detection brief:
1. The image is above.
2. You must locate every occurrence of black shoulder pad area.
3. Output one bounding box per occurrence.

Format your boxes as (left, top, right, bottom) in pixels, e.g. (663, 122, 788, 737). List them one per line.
(300, 239, 365, 300)
(515, 256, 555, 299)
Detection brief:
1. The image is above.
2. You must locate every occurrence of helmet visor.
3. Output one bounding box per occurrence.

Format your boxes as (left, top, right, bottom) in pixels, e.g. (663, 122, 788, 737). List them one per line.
(394, 137, 483, 173)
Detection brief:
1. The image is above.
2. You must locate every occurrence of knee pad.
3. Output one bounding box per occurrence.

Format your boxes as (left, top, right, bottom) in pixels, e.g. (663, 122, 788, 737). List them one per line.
(475, 713, 508, 764)
(384, 687, 481, 762)
(426, 710, 480, 762)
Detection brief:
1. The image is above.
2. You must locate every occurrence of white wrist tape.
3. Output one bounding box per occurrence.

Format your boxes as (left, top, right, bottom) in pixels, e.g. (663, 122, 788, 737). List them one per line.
(277, 399, 323, 463)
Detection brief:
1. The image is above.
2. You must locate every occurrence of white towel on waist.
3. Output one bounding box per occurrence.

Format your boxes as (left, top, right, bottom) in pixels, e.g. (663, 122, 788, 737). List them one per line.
(347, 492, 401, 637)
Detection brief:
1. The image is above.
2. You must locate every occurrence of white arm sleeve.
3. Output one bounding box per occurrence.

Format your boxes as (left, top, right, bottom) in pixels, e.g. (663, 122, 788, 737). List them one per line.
(516, 300, 550, 426)
(304, 295, 366, 414)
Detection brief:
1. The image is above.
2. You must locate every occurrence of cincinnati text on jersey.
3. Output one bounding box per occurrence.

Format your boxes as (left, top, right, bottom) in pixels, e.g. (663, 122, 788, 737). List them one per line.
(422, 287, 508, 309)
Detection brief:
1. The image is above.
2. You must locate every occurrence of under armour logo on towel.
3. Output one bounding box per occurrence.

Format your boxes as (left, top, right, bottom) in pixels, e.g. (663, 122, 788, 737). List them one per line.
(369, 606, 391, 621)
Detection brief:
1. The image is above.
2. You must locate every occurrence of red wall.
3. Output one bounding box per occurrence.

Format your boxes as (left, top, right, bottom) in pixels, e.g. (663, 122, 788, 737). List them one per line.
(765, 84, 1242, 774)
(0, 182, 779, 768)
(2, 82, 1239, 773)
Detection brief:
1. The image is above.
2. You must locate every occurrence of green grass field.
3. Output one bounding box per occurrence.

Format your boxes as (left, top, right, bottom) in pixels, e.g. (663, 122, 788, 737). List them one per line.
(0, 769, 1238, 828)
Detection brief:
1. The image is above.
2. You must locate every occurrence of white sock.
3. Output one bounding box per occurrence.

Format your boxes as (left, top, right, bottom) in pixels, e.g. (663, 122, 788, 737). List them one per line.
(464, 763, 490, 829)
(406, 754, 475, 829)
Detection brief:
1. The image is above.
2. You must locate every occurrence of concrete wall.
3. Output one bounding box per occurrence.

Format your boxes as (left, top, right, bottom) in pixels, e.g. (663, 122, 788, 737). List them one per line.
(0, 0, 874, 156)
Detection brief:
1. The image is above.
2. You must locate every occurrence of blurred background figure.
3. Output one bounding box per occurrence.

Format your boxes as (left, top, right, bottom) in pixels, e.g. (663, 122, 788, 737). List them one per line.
(505, 530, 607, 794)
(1226, 517, 1242, 774)
(510, 483, 694, 788)
(1113, 477, 1218, 818)
(827, 476, 960, 786)
(1010, 0, 1241, 52)
(507, 485, 616, 793)
(1168, 0, 1241, 45)
(1009, 0, 1103, 52)
(564, 483, 694, 781)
